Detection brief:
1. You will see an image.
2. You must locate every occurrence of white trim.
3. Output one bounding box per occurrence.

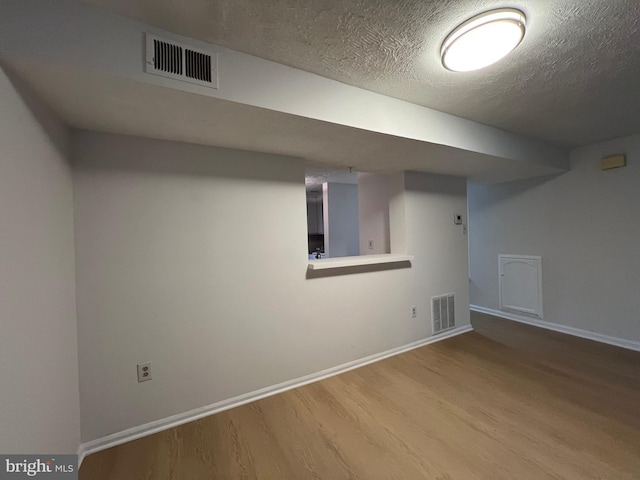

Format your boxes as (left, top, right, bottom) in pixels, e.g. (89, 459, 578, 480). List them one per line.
(78, 325, 472, 462)
(471, 305, 640, 352)
(77, 446, 86, 469)
(308, 254, 414, 270)
(497, 254, 542, 260)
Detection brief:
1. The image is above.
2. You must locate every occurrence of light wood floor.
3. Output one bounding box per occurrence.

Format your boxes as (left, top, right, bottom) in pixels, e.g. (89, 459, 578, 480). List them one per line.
(80, 312, 640, 479)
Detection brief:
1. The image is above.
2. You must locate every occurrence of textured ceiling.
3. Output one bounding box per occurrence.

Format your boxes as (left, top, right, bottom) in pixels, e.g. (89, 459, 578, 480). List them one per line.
(82, 0, 640, 148)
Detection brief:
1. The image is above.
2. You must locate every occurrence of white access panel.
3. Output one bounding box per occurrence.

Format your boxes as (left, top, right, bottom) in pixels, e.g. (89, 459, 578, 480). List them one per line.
(499, 255, 543, 318)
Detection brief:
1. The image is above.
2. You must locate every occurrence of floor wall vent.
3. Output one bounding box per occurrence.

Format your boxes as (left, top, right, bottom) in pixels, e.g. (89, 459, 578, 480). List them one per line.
(432, 293, 455, 334)
(145, 33, 218, 89)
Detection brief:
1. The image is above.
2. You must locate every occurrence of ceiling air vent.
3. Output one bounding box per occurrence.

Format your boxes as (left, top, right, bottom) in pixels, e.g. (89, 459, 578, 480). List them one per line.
(185, 49, 212, 83)
(432, 293, 455, 334)
(145, 33, 218, 89)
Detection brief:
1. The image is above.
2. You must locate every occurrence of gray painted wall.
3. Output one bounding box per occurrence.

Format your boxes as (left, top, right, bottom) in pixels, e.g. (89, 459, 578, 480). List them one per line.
(403, 172, 470, 325)
(0, 68, 80, 453)
(469, 133, 640, 341)
(358, 173, 391, 255)
(72, 131, 470, 442)
(324, 182, 359, 258)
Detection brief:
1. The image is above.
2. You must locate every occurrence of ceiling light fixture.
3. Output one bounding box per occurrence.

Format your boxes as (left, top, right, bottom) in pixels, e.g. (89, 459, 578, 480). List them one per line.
(441, 8, 526, 72)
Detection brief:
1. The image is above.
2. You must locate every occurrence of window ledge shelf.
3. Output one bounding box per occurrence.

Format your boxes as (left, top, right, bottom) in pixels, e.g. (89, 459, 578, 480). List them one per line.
(308, 254, 414, 271)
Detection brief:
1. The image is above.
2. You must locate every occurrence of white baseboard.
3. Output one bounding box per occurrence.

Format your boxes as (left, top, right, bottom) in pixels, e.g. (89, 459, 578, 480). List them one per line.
(77, 447, 86, 470)
(471, 305, 640, 352)
(78, 325, 473, 466)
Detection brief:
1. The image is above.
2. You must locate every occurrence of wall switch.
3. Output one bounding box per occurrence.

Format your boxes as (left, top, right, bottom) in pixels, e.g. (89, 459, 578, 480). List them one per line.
(454, 214, 462, 225)
(411, 306, 417, 318)
(137, 362, 152, 382)
(368, 240, 374, 250)
(462, 224, 467, 234)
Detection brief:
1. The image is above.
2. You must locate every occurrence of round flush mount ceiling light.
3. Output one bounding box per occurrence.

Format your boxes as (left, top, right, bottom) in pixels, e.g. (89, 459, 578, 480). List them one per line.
(441, 8, 526, 72)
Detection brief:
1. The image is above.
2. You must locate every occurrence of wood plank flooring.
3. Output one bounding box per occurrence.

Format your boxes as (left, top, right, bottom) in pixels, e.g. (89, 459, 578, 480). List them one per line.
(80, 312, 640, 479)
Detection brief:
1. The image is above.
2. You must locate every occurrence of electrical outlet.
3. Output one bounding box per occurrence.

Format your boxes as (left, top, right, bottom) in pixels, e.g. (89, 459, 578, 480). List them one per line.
(462, 224, 468, 234)
(137, 361, 152, 382)
(368, 240, 374, 250)
(411, 306, 417, 318)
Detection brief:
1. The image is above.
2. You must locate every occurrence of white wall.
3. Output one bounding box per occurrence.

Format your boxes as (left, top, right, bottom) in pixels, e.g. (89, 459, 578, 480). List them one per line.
(469, 133, 640, 341)
(358, 173, 391, 255)
(72, 131, 470, 443)
(0, 68, 80, 453)
(323, 182, 359, 258)
(403, 172, 471, 329)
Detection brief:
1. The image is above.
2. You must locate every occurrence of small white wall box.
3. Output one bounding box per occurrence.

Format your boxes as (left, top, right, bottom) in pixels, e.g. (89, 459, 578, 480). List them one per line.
(601, 154, 626, 170)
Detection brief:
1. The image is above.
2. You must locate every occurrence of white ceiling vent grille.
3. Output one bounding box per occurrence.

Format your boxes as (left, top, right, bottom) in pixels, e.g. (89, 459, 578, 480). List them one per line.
(432, 293, 455, 334)
(145, 33, 218, 89)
